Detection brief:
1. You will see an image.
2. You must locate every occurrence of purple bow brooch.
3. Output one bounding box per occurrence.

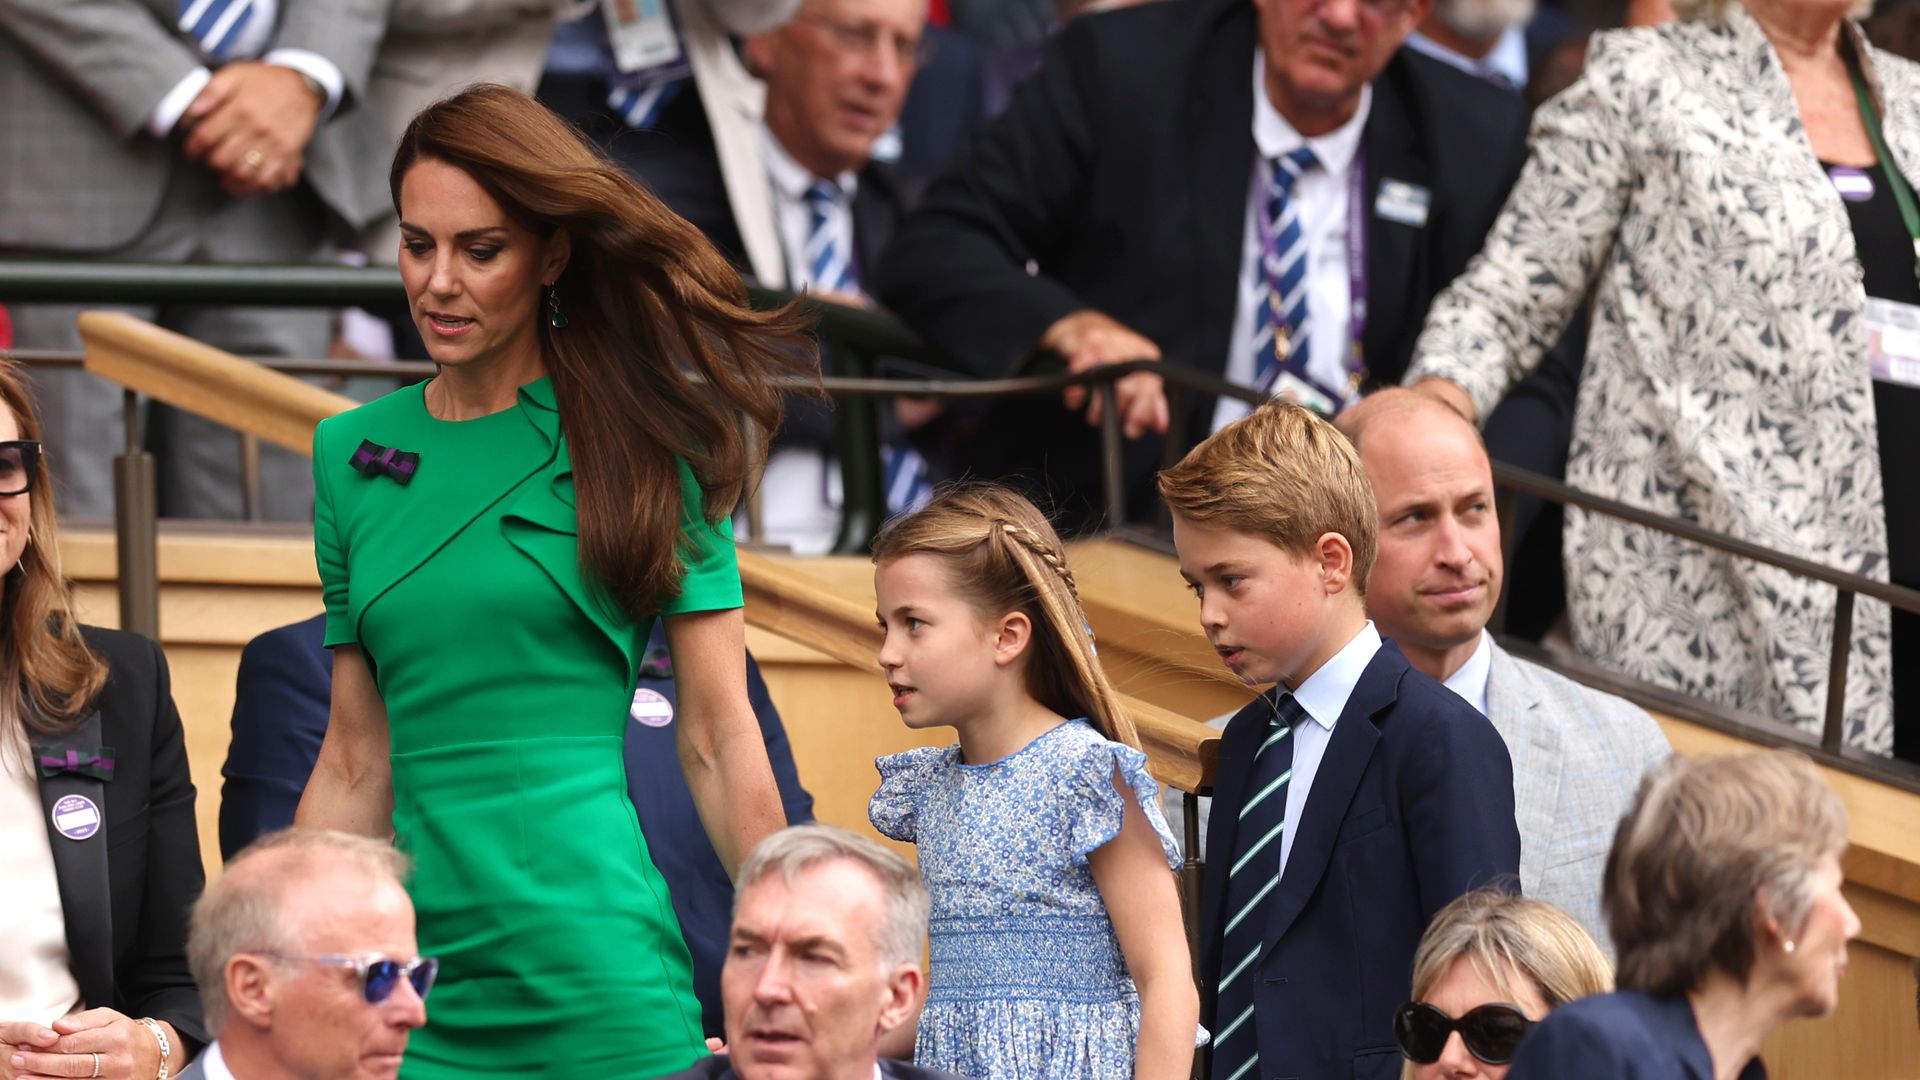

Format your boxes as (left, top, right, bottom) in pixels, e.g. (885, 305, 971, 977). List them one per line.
(350, 440, 420, 486)
(38, 747, 116, 781)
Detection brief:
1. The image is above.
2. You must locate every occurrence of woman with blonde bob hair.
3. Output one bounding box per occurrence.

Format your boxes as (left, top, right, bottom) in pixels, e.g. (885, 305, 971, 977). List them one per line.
(297, 84, 816, 1076)
(1395, 889, 1613, 1079)
(1508, 751, 1860, 1078)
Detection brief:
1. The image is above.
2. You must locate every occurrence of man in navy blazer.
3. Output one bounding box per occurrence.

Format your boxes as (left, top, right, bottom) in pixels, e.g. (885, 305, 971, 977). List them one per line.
(1161, 402, 1519, 1080)
(221, 615, 815, 1037)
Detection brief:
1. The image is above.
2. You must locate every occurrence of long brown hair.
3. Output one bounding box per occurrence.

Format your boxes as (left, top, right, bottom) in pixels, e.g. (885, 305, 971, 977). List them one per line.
(870, 483, 1139, 748)
(0, 364, 106, 737)
(391, 84, 818, 614)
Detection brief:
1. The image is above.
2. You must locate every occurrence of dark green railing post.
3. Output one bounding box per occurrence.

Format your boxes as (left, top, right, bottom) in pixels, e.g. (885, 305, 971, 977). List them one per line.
(113, 389, 160, 639)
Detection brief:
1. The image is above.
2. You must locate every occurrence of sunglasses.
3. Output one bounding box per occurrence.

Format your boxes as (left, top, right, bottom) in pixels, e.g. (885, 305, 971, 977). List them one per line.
(0, 440, 41, 497)
(1393, 1001, 1535, 1065)
(265, 952, 440, 1004)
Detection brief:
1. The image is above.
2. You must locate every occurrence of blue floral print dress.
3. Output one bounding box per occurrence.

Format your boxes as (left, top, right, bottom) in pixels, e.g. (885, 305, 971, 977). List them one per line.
(869, 719, 1182, 1079)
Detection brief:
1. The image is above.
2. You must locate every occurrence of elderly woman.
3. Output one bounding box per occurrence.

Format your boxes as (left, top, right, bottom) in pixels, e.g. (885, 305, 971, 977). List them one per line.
(0, 362, 204, 1080)
(1406, 0, 1920, 755)
(1506, 751, 1859, 1078)
(1396, 889, 1614, 1080)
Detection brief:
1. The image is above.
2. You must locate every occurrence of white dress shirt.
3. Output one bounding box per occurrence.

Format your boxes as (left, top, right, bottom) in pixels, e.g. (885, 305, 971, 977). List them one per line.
(762, 128, 861, 293)
(199, 1042, 239, 1080)
(0, 732, 82, 1023)
(1214, 53, 1372, 432)
(1441, 629, 1495, 718)
(1404, 26, 1530, 91)
(1277, 620, 1384, 877)
(150, 0, 346, 138)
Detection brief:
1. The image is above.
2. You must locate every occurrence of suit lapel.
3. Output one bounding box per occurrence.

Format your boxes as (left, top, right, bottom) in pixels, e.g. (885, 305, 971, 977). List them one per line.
(1358, 55, 1431, 377)
(1483, 643, 1561, 898)
(1187, 4, 1259, 377)
(33, 708, 114, 1011)
(1261, 647, 1398, 955)
(852, 164, 902, 290)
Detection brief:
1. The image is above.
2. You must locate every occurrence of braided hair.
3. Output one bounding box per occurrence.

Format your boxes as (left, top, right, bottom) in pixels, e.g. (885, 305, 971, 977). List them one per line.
(870, 483, 1139, 749)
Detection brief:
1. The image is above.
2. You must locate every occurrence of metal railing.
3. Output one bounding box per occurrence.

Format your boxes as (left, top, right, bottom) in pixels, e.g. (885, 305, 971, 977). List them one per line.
(6, 260, 1920, 792)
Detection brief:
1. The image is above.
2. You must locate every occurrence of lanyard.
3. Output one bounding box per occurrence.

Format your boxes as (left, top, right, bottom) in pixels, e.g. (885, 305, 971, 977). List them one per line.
(1847, 49, 1920, 284)
(1252, 149, 1370, 403)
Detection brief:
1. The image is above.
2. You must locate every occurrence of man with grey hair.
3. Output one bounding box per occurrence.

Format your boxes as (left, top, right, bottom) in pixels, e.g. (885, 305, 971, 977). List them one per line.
(179, 829, 431, 1080)
(653, 824, 965, 1080)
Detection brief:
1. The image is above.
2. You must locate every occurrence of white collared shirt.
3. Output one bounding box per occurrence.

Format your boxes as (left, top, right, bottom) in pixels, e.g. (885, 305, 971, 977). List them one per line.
(762, 128, 862, 294)
(1277, 620, 1384, 877)
(1214, 54, 1372, 432)
(1403, 26, 1530, 91)
(199, 1042, 238, 1080)
(1442, 630, 1495, 718)
(150, 0, 346, 137)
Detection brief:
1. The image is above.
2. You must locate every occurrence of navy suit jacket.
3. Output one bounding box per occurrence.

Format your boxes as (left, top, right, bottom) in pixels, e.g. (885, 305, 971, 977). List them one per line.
(220, 615, 814, 1036)
(1507, 990, 1767, 1080)
(1199, 640, 1520, 1080)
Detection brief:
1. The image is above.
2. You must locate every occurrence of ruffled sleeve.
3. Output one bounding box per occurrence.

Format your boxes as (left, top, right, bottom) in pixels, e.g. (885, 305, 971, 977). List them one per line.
(869, 746, 947, 843)
(1066, 737, 1182, 870)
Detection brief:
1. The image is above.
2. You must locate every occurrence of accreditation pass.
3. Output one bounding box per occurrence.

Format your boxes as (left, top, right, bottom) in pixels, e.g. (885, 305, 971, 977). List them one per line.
(1866, 296, 1920, 388)
(602, 0, 683, 74)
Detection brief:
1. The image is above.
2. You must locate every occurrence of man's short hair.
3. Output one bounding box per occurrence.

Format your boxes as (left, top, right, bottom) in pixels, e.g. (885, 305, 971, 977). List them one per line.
(735, 824, 930, 969)
(1159, 401, 1378, 593)
(187, 829, 411, 1031)
(1605, 751, 1847, 997)
(1334, 386, 1480, 458)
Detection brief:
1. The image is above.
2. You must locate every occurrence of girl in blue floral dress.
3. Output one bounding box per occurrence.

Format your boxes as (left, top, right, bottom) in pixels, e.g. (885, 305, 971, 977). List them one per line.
(867, 484, 1199, 1079)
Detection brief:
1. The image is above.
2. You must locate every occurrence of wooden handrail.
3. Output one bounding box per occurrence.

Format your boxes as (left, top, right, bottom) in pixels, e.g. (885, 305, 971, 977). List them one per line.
(738, 550, 1220, 794)
(74, 312, 1221, 792)
(78, 312, 354, 453)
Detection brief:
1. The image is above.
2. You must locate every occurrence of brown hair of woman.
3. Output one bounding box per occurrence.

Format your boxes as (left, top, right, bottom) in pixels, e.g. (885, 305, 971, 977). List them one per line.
(0, 363, 106, 736)
(390, 84, 819, 615)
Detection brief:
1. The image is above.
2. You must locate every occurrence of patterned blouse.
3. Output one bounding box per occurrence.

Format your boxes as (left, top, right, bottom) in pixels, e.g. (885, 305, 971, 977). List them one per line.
(1408, 7, 1920, 751)
(870, 720, 1182, 1079)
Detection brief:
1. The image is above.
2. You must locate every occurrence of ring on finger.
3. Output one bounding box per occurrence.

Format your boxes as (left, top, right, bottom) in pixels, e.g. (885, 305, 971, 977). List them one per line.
(243, 148, 266, 170)
(90, 1051, 102, 1078)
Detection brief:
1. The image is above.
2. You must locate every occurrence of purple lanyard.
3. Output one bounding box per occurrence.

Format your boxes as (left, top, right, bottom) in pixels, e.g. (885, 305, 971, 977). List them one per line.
(1253, 148, 1370, 399)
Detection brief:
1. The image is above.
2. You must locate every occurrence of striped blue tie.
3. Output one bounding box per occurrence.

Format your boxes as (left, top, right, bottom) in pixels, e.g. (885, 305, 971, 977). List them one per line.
(606, 77, 684, 131)
(178, 0, 255, 60)
(1210, 693, 1302, 1080)
(803, 180, 856, 294)
(1252, 148, 1317, 394)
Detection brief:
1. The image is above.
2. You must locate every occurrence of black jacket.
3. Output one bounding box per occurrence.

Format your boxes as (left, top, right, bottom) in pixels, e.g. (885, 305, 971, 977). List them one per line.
(33, 626, 206, 1054)
(874, 0, 1533, 529)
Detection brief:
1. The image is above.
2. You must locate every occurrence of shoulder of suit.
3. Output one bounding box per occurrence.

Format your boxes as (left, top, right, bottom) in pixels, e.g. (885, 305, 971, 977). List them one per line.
(1388, 47, 1527, 125)
(1495, 646, 1668, 744)
(78, 623, 160, 675)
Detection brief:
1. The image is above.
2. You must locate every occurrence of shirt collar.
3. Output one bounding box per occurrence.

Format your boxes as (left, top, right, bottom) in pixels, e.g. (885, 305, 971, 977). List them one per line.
(1288, 621, 1383, 729)
(1251, 49, 1372, 177)
(1402, 26, 1529, 89)
(762, 126, 860, 202)
(201, 1042, 237, 1080)
(1443, 630, 1494, 716)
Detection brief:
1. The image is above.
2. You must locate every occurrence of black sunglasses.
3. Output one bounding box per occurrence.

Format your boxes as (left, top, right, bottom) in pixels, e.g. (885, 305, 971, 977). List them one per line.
(0, 440, 42, 497)
(266, 952, 440, 1004)
(1393, 1001, 1535, 1065)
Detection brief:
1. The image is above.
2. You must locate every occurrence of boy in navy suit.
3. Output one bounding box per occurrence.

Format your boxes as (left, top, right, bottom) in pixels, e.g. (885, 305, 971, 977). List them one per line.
(1160, 401, 1520, 1080)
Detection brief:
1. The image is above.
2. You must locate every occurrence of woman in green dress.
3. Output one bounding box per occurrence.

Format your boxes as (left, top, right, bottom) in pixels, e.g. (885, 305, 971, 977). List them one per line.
(296, 85, 816, 1077)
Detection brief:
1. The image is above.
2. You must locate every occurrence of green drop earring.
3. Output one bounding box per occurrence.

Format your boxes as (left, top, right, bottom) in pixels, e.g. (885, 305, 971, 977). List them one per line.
(546, 284, 568, 330)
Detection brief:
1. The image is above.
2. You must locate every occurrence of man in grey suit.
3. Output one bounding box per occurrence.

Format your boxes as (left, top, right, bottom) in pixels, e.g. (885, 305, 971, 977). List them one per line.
(1340, 388, 1670, 950)
(652, 825, 968, 1080)
(0, 0, 389, 520)
(179, 829, 429, 1080)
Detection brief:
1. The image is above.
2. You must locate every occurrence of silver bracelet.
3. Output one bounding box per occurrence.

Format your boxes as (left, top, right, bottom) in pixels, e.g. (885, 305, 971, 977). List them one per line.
(132, 1018, 171, 1080)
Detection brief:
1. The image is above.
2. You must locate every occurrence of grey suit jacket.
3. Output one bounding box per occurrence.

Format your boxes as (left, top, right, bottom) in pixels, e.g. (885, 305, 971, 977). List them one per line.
(0, 0, 391, 251)
(1482, 640, 1670, 954)
(173, 1052, 208, 1080)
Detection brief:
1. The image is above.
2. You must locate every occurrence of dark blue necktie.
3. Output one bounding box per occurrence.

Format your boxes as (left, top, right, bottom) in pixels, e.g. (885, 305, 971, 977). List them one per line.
(1211, 692, 1303, 1080)
(1252, 148, 1317, 394)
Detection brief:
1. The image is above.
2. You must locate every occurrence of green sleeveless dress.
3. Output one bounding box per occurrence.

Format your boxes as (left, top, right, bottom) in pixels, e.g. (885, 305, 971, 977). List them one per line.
(312, 377, 730, 1076)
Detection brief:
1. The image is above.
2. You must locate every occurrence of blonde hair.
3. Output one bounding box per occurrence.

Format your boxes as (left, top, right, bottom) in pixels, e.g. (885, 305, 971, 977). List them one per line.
(870, 483, 1138, 748)
(1158, 401, 1378, 595)
(1402, 889, 1613, 1080)
(0, 363, 106, 740)
(1605, 751, 1848, 997)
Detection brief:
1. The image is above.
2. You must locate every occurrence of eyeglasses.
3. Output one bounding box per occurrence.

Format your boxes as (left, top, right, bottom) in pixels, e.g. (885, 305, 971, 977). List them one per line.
(0, 440, 42, 497)
(264, 952, 440, 1004)
(795, 12, 934, 67)
(1393, 1001, 1535, 1065)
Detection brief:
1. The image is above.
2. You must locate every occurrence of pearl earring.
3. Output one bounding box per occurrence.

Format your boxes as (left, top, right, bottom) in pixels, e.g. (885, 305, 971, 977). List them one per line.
(1783, 940, 1796, 954)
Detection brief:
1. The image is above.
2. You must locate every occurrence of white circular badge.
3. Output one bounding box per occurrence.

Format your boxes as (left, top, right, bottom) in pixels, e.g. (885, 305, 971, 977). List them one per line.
(630, 688, 675, 728)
